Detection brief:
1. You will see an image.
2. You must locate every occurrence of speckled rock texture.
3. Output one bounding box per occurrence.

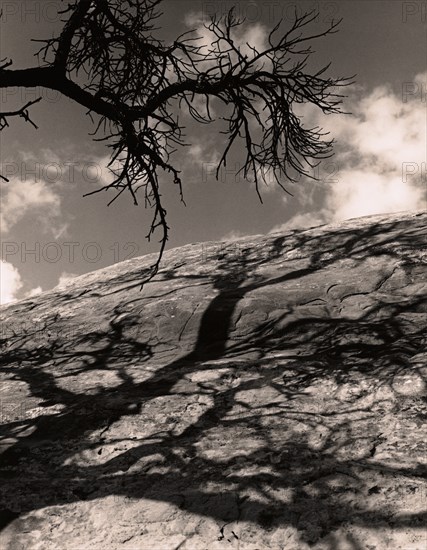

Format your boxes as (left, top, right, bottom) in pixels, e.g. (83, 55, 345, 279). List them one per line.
(0, 211, 426, 549)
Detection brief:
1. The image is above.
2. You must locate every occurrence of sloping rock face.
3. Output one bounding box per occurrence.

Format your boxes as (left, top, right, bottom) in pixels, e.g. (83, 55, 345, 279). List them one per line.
(0, 211, 426, 550)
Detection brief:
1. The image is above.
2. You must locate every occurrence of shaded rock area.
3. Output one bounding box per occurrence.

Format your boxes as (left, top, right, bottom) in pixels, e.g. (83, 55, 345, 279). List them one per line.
(0, 211, 426, 549)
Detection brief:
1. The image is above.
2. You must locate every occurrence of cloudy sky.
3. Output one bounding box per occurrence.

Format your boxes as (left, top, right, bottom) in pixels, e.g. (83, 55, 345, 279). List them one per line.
(1, 0, 426, 304)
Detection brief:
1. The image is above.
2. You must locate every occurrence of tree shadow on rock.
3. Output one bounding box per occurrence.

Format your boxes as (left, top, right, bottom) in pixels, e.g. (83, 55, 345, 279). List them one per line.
(0, 214, 426, 547)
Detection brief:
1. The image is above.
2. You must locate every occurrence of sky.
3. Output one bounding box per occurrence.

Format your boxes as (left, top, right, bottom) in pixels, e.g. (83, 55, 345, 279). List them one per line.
(1, 0, 426, 304)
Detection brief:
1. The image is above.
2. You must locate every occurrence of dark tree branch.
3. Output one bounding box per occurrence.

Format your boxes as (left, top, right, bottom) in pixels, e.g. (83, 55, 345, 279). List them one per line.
(0, 67, 126, 121)
(0, 0, 353, 286)
(0, 97, 42, 137)
(54, 0, 94, 71)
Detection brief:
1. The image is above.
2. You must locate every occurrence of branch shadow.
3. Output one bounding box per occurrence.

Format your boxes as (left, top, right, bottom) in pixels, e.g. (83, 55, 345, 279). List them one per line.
(0, 214, 426, 547)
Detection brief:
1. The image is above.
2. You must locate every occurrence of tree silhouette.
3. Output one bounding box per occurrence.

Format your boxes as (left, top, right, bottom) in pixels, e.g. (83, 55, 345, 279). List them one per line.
(0, 0, 352, 284)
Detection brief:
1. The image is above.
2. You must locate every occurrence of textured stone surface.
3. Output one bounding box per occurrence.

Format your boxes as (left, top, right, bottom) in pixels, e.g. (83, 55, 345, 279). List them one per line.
(0, 211, 426, 549)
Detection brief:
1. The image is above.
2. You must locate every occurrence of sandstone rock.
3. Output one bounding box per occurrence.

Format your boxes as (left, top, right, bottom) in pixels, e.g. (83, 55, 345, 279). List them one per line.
(0, 211, 426, 549)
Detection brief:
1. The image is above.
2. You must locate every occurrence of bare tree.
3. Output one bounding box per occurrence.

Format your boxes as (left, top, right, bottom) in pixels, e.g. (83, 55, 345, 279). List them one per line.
(0, 0, 352, 286)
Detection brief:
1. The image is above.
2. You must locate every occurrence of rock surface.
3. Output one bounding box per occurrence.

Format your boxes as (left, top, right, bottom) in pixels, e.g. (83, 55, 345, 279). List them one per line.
(0, 211, 426, 549)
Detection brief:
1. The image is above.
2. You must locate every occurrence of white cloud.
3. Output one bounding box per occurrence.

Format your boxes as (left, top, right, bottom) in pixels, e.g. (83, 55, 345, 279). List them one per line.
(0, 261, 44, 305)
(270, 211, 329, 233)
(281, 72, 427, 229)
(188, 143, 219, 165)
(0, 261, 23, 305)
(345, 85, 426, 172)
(86, 154, 129, 188)
(184, 12, 269, 72)
(14, 148, 123, 192)
(51, 223, 70, 240)
(25, 286, 43, 298)
(55, 271, 78, 290)
(221, 229, 248, 241)
(1, 177, 61, 235)
(328, 170, 424, 221)
(247, 164, 288, 196)
(182, 143, 220, 183)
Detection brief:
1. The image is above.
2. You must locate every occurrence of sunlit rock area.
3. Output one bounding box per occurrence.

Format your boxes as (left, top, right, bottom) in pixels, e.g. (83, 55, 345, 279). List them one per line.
(0, 211, 426, 549)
